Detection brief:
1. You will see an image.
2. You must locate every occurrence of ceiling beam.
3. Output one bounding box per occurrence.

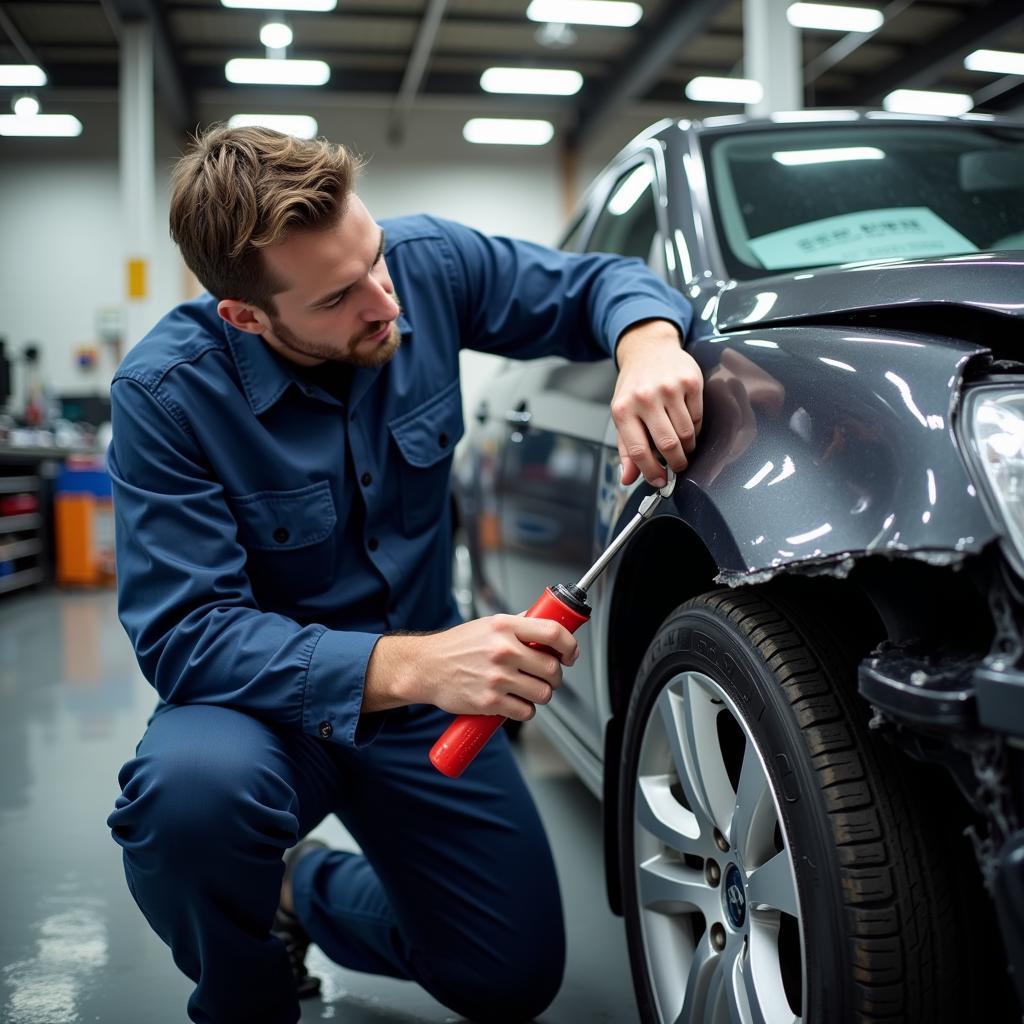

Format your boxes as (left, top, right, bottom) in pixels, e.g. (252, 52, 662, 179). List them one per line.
(110, 0, 195, 134)
(839, 0, 1024, 105)
(0, 2, 46, 74)
(804, 0, 915, 85)
(568, 0, 732, 149)
(977, 78, 1024, 111)
(388, 0, 448, 143)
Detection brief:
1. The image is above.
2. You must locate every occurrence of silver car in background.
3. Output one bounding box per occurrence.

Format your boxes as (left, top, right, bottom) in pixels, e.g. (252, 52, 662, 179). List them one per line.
(453, 113, 1024, 1024)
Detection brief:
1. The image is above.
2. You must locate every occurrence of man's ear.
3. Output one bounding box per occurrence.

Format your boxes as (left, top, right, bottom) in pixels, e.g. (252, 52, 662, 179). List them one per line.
(216, 298, 269, 336)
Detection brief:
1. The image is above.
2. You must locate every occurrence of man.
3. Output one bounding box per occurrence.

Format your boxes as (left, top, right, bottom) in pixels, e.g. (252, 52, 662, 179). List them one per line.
(107, 125, 701, 1024)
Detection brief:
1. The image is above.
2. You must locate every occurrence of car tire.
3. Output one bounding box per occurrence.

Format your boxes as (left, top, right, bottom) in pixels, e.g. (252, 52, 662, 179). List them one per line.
(618, 586, 985, 1024)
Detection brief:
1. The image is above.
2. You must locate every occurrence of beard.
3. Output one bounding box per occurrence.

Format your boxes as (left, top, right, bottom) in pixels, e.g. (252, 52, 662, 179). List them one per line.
(269, 306, 402, 369)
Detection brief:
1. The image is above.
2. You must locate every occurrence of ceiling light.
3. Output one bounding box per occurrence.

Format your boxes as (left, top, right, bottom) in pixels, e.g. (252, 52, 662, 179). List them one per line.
(463, 118, 555, 146)
(0, 64, 47, 87)
(786, 2, 884, 32)
(770, 109, 860, 122)
(535, 22, 578, 48)
(480, 67, 583, 95)
(964, 49, 1024, 76)
(228, 113, 318, 138)
(0, 114, 82, 137)
(773, 146, 885, 165)
(882, 88, 972, 116)
(225, 58, 330, 86)
(526, 0, 642, 28)
(13, 95, 39, 117)
(221, 0, 335, 10)
(685, 77, 764, 104)
(259, 22, 293, 49)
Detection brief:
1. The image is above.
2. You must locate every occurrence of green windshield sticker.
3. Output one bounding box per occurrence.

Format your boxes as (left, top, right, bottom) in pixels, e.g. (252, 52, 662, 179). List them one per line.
(748, 206, 978, 269)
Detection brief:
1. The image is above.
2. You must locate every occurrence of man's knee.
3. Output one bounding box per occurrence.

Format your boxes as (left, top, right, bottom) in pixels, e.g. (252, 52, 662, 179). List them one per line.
(108, 707, 298, 868)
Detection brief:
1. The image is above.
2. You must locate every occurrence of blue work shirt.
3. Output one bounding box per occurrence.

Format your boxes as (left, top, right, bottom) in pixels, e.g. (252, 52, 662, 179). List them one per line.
(109, 215, 693, 750)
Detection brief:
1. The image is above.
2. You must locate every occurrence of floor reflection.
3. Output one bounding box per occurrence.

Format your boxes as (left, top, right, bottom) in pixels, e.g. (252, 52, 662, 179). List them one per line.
(0, 589, 638, 1024)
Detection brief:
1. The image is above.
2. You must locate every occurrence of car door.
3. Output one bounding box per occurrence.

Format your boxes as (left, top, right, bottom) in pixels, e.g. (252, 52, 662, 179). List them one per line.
(498, 154, 664, 753)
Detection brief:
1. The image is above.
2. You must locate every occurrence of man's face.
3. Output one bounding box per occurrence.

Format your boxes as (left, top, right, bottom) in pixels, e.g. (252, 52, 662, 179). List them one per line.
(254, 195, 402, 369)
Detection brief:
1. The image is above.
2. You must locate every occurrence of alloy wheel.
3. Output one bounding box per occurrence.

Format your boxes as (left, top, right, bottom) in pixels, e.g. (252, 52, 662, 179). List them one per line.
(633, 670, 805, 1024)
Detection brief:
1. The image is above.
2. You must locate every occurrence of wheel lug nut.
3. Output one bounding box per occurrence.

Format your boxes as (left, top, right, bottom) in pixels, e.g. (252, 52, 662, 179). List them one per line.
(710, 923, 726, 951)
(705, 859, 721, 886)
(714, 828, 729, 852)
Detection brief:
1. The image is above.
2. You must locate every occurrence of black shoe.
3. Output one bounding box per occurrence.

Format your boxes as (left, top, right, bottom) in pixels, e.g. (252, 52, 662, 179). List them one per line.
(271, 838, 327, 1000)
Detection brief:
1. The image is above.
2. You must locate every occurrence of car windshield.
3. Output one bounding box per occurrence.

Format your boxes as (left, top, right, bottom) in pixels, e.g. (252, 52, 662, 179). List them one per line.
(702, 123, 1024, 279)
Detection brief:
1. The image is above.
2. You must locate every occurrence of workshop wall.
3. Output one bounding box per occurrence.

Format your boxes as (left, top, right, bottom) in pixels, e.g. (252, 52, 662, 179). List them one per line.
(0, 97, 666, 415)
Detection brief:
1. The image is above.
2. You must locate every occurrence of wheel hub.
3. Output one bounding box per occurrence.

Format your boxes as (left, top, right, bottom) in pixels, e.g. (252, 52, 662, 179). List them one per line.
(723, 863, 746, 928)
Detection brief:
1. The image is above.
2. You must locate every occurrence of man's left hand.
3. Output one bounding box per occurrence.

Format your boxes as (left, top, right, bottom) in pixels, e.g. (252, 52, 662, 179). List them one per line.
(612, 319, 704, 488)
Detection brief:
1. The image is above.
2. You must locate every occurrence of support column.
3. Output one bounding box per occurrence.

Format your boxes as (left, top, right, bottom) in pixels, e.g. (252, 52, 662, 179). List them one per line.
(120, 20, 156, 351)
(744, 0, 802, 116)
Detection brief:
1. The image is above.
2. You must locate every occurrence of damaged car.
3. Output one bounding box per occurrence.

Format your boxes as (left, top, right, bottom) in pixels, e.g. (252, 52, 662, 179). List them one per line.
(451, 112, 1024, 1023)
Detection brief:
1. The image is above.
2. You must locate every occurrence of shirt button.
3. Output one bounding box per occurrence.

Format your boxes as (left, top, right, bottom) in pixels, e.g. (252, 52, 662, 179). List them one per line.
(368, 537, 379, 551)
(438, 432, 449, 447)
(318, 721, 333, 739)
(273, 527, 290, 544)
(360, 472, 373, 486)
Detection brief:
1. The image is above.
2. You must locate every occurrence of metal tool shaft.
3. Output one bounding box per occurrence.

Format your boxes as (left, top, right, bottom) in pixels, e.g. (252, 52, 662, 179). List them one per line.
(574, 490, 661, 593)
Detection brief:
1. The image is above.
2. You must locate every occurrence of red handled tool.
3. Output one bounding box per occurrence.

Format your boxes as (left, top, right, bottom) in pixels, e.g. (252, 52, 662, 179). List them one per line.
(430, 468, 677, 777)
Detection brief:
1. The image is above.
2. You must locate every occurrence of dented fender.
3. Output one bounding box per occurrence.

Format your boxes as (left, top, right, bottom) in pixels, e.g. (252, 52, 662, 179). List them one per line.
(601, 324, 997, 588)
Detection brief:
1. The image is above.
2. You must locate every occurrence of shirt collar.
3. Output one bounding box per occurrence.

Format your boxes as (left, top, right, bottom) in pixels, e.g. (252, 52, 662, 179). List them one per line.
(224, 308, 413, 416)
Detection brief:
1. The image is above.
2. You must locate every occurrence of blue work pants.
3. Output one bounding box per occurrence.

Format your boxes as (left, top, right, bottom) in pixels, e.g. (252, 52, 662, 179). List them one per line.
(107, 701, 565, 1023)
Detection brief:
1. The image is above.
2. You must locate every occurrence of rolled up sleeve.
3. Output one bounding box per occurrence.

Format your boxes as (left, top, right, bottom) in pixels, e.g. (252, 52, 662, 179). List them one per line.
(110, 376, 380, 748)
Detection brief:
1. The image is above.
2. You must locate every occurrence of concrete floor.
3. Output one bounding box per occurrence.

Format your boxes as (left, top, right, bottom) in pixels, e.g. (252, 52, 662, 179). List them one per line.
(0, 588, 640, 1024)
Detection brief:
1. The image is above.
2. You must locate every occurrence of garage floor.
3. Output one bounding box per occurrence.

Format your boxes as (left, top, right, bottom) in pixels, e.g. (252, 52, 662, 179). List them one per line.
(0, 589, 639, 1024)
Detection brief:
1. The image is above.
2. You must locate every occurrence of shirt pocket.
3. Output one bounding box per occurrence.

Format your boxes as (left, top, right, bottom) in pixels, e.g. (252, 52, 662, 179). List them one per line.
(229, 480, 338, 599)
(388, 380, 465, 536)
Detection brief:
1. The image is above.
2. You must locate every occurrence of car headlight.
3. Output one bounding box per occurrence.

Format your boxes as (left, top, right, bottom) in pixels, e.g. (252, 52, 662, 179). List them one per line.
(965, 387, 1024, 566)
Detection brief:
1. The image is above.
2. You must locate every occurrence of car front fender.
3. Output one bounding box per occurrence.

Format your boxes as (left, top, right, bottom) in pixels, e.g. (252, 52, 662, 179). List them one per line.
(651, 324, 996, 585)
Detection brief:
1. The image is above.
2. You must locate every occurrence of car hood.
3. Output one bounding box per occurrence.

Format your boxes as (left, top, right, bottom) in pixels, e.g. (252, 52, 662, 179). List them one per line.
(715, 252, 1024, 333)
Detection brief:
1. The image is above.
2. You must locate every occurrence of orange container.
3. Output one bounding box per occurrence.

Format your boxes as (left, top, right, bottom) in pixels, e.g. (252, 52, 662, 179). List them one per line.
(55, 465, 115, 587)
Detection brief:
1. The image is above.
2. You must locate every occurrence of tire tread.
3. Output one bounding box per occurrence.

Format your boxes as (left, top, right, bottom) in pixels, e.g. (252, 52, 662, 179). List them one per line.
(675, 587, 966, 1024)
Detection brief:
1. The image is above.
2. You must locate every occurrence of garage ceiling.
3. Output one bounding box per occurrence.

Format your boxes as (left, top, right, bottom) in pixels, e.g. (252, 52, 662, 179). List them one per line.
(1, 0, 1022, 143)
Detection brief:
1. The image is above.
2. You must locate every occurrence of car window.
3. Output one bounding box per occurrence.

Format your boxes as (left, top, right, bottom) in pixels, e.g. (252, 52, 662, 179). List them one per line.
(586, 161, 659, 262)
(702, 125, 1024, 279)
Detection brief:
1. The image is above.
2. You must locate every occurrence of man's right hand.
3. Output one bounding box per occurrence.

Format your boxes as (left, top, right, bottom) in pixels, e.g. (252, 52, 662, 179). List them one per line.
(363, 614, 579, 721)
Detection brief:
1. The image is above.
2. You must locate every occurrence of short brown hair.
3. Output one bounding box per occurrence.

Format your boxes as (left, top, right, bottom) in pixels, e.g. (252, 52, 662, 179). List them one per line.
(169, 124, 363, 312)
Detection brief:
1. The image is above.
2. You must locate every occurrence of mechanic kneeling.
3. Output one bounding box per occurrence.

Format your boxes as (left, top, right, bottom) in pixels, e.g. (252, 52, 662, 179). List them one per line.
(105, 125, 702, 1024)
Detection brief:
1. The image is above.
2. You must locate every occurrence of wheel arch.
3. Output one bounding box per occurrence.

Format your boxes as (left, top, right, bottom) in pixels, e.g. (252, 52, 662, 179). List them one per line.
(600, 520, 997, 915)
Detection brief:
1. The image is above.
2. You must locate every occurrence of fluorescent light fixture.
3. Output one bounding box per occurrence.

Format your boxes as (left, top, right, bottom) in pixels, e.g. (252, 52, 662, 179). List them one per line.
(259, 22, 293, 49)
(0, 64, 47, 87)
(786, 2, 884, 32)
(463, 118, 554, 146)
(222, 0, 335, 10)
(225, 58, 330, 86)
(228, 113, 318, 138)
(964, 49, 1024, 76)
(13, 95, 39, 117)
(0, 114, 82, 137)
(525, 0, 642, 27)
(607, 163, 653, 215)
(480, 67, 583, 95)
(686, 76, 763, 104)
(770, 109, 860, 122)
(883, 88, 972, 115)
(773, 145, 885, 165)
